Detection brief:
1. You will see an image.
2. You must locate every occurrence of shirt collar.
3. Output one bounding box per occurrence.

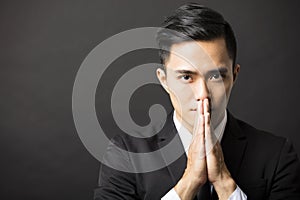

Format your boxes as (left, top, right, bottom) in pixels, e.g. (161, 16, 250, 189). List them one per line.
(173, 110, 227, 153)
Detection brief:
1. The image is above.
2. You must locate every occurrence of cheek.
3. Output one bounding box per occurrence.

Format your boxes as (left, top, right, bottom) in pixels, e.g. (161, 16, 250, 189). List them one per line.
(169, 90, 189, 108)
(167, 83, 193, 104)
(174, 90, 194, 108)
(209, 84, 230, 106)
(224, 82, 233, 100)
(209, 85, 229, 127)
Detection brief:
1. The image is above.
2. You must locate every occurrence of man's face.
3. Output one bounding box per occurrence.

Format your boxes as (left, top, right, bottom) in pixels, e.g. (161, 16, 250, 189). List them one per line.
(157, 38, 239, 133)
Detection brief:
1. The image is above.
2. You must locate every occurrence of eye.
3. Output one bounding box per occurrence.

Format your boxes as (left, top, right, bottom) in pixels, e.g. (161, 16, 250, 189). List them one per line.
(209, 73, 223, 81)
(179, 75, 193, 82)
(182, 75, 191, 80)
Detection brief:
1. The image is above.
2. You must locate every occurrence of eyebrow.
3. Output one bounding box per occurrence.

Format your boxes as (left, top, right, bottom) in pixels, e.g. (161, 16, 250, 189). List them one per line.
(207, 67, 229, 74)
(174, 70, 198, 75)
(174, 67, 228, 75)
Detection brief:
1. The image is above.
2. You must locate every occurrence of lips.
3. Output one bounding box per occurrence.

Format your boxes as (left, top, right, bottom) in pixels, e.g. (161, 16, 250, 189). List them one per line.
(190, 108, 213, 112)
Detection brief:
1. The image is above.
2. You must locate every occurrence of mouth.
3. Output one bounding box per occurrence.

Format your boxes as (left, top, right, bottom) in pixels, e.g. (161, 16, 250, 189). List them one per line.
(190, 108, 213, 112)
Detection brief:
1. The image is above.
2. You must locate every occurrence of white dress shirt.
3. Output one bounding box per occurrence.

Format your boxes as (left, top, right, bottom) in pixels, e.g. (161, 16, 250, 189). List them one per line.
(161, 111, 247, 200)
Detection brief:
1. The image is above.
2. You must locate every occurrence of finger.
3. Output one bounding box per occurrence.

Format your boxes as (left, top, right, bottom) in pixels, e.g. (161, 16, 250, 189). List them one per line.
(203, 98, 209, 115)
(199, 98, 204, 115)
(191, 101, 206, 157)
(204, 100, 217, 155)
(198, 114, 206, 158)
(190, 113, 206, 159)
(192, 100, 204, 138)
(191, 114, 205, 145)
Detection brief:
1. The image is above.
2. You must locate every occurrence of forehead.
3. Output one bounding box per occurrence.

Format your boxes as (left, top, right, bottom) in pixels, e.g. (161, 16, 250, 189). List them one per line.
(165, 38, 232, 73)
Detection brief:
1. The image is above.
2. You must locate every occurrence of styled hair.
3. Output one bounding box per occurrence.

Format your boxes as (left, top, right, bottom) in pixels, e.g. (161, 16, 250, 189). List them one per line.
(156, 3, 237, 68)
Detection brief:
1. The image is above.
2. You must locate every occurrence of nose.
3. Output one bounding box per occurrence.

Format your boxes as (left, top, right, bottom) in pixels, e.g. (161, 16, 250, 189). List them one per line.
(193, 79, 210, 101)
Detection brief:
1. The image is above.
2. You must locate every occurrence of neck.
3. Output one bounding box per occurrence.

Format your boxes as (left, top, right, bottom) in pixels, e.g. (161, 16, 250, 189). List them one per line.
(174, 110, 226, 134)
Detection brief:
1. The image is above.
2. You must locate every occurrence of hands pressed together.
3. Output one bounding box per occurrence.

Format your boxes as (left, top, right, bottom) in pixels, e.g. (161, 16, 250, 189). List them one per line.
(174, 99, 236, 200)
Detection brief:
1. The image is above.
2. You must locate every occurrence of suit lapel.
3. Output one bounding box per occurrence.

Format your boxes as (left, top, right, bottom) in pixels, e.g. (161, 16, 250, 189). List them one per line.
(155, 111, 248, 196)
(221, 111, 248, 179)
(157, 112, 187, 185)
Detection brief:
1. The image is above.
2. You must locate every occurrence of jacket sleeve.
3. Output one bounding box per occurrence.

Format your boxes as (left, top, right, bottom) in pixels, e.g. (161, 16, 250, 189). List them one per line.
(269, 139, 300, 200)
(94, 136, 140, 200)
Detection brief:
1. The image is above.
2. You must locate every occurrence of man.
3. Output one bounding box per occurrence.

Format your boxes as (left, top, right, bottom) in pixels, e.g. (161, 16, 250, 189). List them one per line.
(94, 3, 300, 199)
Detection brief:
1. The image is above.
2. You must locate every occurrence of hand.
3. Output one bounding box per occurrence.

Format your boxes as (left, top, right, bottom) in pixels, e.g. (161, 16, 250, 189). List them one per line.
(174, 99, 236, 200)
(203, 99, 236, 200)
(174, 100, 207, 200)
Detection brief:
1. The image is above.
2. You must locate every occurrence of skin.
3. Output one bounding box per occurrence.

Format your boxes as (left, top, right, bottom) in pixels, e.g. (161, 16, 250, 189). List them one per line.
(156, 38, 240, 200)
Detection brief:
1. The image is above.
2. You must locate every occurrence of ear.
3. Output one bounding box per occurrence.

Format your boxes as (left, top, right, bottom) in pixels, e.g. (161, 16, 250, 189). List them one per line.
(233, 64, 240, 84)
(156, 68, 170, 94)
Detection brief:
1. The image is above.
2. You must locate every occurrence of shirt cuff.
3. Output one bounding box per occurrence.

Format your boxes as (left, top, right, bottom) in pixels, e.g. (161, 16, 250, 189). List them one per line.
(161, 185, 247, 200)
(228, 185, 247, 200)
(161, 188, 181, 200)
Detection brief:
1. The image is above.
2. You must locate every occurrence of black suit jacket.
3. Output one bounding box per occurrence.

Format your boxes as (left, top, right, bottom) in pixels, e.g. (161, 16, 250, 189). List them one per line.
(94, 111, 300, 200)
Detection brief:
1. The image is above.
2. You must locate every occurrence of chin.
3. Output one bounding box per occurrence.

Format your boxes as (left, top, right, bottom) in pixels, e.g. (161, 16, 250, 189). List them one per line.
(211, 111, 224, 126)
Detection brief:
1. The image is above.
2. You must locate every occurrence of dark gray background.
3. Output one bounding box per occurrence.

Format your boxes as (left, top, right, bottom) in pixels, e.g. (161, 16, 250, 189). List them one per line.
(1, 0, 300, 199)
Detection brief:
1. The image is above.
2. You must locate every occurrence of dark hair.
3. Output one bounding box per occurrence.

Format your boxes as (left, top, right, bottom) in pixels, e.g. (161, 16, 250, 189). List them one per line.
(156, 3, 237, 69)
